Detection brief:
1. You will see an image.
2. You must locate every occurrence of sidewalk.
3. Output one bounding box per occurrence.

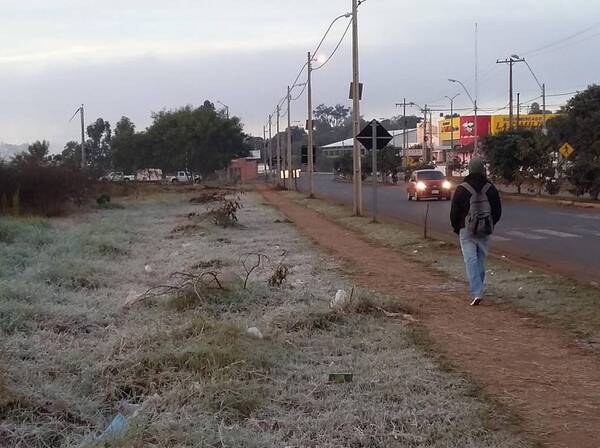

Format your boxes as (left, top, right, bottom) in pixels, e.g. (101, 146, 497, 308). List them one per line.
(260, 187, 600, 448)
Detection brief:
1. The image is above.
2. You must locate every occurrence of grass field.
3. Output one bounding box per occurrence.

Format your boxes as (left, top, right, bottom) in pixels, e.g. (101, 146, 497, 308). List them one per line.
(0, 190, 531, 447)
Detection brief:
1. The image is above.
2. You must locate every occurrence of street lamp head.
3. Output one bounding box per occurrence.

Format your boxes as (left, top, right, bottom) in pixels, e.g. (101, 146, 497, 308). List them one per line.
(315, 54, 327, 65)
(448, 78, 457, 83)
(511, 54, 521, 59)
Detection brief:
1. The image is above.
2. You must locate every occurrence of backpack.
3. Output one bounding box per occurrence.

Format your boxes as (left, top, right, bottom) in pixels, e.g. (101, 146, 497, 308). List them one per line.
(460, 182, 494, 237)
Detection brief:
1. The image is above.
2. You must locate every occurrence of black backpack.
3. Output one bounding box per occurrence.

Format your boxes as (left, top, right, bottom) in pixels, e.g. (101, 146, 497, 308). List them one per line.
(460, 182, 494, 237)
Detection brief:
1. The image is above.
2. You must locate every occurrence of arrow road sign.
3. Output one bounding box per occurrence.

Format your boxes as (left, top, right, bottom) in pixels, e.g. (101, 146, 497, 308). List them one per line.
(356, 119, 393, 150)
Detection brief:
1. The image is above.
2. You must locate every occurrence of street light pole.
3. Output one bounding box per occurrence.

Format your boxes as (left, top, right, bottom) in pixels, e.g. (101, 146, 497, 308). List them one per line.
(448, 79, 478, 154)
(496, 55, 525, 130)
(276, 105, 282, 187)
(445, 94, 460, 162)
(307, 51, 315, 198)
(263, 125, 268, 182)
(287, 85, 292, 190)
(80, 104, 85, 169)
(351, 0, 362, 216)
(268, 114, 273, 182)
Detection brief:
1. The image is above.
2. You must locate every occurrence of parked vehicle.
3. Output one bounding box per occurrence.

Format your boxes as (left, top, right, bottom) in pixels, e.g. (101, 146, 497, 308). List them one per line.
(99, 171, 134, 182)
(165, 171, 202, 184)
(407, 169, 452, 201)
(135, 168, 163, 182)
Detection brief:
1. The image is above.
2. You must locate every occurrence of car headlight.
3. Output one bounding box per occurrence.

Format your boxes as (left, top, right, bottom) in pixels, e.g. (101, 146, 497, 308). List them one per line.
(442, 180, 452, 189)
(416, 181, 427, 191)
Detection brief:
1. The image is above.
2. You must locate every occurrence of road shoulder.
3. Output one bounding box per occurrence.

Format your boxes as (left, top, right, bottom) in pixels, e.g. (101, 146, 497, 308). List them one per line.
(260, 186, 600, 448)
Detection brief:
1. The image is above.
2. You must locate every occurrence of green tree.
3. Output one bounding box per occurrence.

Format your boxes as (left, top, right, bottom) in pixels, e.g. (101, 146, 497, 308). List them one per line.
(86, 118, 112, 173)
(483, 129, 552, 194)
(547, 84, 600, 199)
(111, 116, 137, 172)
(26, 140, 50, 163)
(144, 102, 249, 174)
(59, 141, 82, 168)
(529, 102, 542, 114)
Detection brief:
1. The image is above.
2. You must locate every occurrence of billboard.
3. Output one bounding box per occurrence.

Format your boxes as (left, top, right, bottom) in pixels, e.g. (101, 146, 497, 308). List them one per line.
(490, 114, 557, 134)
(439, 117, 461, 143)
(460, 115, 491, 146)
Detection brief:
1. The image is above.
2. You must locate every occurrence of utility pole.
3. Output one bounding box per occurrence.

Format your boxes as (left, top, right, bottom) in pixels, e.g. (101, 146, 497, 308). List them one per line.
(542, 83, 547, 132)
(497, 55, 524, 130)
(276, 105, 283, 188)
(287, 85, 292, 190)
(429, 110, 433, 163)
(263, 125, 268, 182)
(307, 52, 315, 198)
(423, 104, 428, 162)
(403, 98, 407, 169)
(351, 0, 362, 216)
(268, 114, 273, 183)
(371, 120, 378, 222)
(516, 93, 520, 131)
(80, 104, 85, 169)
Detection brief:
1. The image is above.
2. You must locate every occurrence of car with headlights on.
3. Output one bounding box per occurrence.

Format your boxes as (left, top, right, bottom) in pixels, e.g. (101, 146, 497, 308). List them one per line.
(407, 169, 452, 201)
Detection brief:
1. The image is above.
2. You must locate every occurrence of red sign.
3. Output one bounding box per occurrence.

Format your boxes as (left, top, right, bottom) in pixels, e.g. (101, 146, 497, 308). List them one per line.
(460, 115, 491, 146)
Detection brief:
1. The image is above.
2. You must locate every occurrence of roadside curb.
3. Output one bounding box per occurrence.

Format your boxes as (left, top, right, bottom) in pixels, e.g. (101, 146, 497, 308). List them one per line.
(502, 193, 600, 210)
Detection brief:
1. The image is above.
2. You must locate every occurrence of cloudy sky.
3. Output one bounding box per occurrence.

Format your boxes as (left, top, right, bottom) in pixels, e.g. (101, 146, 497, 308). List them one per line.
(1, 0, 599, 151)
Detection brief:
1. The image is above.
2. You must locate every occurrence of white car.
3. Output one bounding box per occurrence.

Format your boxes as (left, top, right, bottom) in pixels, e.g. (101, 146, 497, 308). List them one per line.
(165, 171, 202, 184)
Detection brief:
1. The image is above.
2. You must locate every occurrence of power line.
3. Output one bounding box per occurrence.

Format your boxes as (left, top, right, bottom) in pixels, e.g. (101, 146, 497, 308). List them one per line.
(521, 21, 600, 57)
(313, 18, 352, 71)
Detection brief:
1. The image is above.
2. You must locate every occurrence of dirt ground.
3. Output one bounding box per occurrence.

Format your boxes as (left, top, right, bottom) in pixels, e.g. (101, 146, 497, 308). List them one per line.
(260, 187, 600, 448)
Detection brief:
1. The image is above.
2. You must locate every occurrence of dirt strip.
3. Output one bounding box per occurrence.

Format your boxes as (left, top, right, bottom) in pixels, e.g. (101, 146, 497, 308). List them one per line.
(260, 187, 600, 448)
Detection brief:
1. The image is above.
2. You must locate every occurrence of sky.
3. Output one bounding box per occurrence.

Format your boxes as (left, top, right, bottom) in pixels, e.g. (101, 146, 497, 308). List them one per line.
(1, 0, 599, 152)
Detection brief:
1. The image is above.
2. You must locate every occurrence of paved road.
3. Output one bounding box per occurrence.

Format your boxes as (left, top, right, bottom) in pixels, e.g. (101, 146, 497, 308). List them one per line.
(297, 174, 600, 283)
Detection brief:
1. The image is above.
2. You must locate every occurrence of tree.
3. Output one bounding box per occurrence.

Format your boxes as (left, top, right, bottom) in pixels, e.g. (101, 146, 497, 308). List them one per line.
(545, 85, 600, 199)
(86, 118, 112, 174)
(482, 129, 552, 194)
(144, 102, 249, 174)
(111, 116, 137, 172)
(60, 141, 82, 169)
(529, 102, 542, 114)
(314, 104, 350, 128)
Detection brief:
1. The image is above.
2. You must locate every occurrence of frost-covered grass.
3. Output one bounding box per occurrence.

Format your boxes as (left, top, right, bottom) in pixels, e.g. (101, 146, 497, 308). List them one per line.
(0, 192, 531, 447)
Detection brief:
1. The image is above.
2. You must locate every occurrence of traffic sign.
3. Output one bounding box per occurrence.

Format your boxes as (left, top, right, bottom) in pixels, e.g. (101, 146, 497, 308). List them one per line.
(559, 142, 575, 158)
(356, 120, 393, 150)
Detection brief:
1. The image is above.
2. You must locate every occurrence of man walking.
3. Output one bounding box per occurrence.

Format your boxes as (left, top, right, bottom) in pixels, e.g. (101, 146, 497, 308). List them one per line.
(450, 157, 502, 306)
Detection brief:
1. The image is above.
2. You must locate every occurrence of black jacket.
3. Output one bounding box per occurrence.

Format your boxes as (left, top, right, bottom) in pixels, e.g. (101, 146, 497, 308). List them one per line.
(450, 173, 502, 234)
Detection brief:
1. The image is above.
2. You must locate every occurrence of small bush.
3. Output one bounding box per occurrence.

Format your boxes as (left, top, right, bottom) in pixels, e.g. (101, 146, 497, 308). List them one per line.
(0, 161, 90, 216)
(96, 193, 111, 205)
(208, 195, 243, 227)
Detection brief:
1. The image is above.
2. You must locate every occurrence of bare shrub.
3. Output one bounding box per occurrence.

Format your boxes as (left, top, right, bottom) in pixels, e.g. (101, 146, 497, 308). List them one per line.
(208, 195, 243, 227)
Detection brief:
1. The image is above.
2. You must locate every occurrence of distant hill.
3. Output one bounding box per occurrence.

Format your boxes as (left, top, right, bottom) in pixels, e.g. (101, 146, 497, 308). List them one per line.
(0, 142, 28, 160)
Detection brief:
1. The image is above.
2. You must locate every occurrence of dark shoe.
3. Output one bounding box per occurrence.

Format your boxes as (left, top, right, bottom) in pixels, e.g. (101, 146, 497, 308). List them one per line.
(470, 297, 482, 306)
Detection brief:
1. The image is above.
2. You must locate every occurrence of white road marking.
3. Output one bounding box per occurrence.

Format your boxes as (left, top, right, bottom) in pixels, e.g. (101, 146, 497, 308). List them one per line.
(506, 230, 546, 240)
(532, 229, 582, 238)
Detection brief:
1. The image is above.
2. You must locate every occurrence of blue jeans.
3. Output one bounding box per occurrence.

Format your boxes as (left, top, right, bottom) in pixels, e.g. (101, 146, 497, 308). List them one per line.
(459, 228, 490, 299)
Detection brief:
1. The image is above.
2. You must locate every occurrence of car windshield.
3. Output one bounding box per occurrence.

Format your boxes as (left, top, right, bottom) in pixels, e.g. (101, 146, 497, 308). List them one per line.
(417, 171, 444, 180)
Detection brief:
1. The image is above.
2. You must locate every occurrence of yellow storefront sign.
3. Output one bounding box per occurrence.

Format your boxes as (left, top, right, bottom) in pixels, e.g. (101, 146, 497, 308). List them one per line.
(490, 114, 556, 135)
(439, 117, 461, 142)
